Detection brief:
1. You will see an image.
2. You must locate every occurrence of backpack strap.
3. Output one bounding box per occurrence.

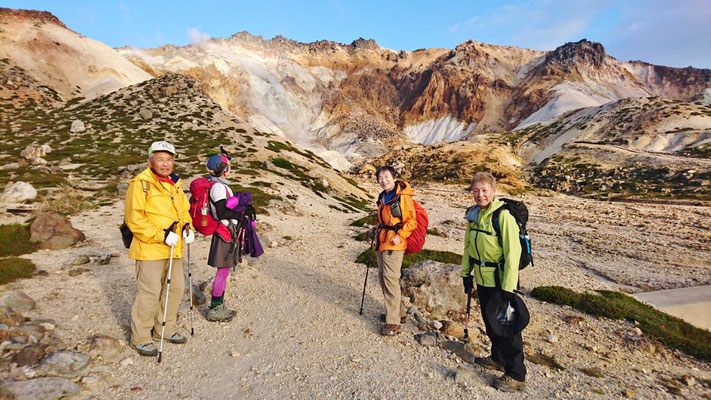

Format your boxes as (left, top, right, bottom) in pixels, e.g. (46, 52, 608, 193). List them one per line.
(140, 180, 150, 199)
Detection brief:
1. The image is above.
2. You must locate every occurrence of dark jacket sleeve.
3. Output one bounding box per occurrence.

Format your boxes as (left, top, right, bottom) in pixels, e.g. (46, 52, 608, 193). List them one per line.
(213, 199, 244, 220)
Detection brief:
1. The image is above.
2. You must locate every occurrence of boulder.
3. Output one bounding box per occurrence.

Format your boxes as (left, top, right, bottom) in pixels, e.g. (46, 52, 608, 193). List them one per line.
(69, 120, 85, 133)
(414, 332, 438, 347)
(19, 143, 51, 163)
(1, 182, 37, 203)
(0, 377, 81, 400)
(440, 320, 465, 338)
(401, 260, 465, 319)
(4, 291, 36, 312)
(30, 212, 85, 250)
(37, 350, 91, 378)
(90, 335, 122, 362)
(139, 108, 152, 120)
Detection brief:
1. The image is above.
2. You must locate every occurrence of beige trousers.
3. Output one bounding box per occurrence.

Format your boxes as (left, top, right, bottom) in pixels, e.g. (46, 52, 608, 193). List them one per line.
(130, 258, 184, 345)
(377, 249, 407, 325)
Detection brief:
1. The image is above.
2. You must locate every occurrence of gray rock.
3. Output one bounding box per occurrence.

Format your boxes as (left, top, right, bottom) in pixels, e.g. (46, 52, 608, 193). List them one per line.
(401, 260, 464, 319)
(454, 365, 486, 387)
(5, 291, 36, 312)
(414, 332, 438, 347)
(37, 350, 91, 378)
(69, 120, 85, 133)
(2, 181, 38, 203)
(71, 255, 90, 265)
(19, 143, 51, 163)
(97, 254, 111, 265)
(90, 335, 122, 362)
(182, 279, 207, 306)
(439, 340, 477, 364)
(0, 377, 81, 400)
(139, 108, 152, 120)
(116, 183, 129, 198)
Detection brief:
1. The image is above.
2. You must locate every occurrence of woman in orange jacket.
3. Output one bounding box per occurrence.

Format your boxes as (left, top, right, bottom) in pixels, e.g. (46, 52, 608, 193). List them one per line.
(373, 166, 417, 336)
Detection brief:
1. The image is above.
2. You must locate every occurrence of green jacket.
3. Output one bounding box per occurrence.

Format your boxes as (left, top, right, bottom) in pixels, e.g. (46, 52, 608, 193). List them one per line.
(460, 198, 521, 293)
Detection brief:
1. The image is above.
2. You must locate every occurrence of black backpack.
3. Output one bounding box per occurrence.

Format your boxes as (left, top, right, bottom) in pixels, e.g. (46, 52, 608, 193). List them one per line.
(491, 198, 533, 270)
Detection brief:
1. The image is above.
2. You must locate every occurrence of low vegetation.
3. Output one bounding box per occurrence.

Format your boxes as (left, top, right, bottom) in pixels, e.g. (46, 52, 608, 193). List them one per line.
(531, 286, 711, 362)
(0, 224, 38, 257)
(0, 257, 37, 286)
(355, 248, 461, 268)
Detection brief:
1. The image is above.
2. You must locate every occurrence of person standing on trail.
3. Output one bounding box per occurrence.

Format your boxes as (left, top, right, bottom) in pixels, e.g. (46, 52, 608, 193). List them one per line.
(461, 171, 526, 392)
(372, 166, 417, 336)
(204, 152, 240, 322)
(125, 141, 194, 357)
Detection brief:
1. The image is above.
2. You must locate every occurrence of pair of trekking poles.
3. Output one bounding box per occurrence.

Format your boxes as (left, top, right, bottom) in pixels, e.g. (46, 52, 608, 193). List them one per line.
(357, 229, 474, 343)
(157, 223, 196, 363)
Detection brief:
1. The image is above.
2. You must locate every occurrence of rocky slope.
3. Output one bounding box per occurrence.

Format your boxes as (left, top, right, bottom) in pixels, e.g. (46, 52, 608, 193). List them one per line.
(0, 8, 151, 100)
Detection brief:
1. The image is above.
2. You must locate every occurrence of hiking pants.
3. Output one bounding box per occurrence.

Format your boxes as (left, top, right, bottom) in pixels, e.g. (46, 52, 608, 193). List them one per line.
(377, 249, 407, 325)
(477, 285, 526, 382)
(130, 258, 184, 345)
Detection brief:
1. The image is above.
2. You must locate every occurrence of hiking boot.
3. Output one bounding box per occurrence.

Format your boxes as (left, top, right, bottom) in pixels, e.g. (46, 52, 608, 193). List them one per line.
(152, 331, 188, 344)
(207, 303, 237, 322)
(380, 324, 402, 336)
(493, 374, 526, 392)
(132, 342, 158, 357)
(380, 313, 407, 324)
(474, 356, 505, 372)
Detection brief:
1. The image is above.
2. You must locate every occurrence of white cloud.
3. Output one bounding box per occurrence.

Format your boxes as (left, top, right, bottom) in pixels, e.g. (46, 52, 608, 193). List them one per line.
(187, 27, 211, 43)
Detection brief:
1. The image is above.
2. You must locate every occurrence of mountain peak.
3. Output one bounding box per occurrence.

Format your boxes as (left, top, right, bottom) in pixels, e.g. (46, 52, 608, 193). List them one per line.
(0, 8, 66, 28)
(548, 39, 606, 68)
(350, 38, 379, 50)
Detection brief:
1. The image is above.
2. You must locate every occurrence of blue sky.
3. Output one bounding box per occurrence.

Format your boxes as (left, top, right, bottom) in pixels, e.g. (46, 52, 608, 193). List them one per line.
(4, 0, 711, 69)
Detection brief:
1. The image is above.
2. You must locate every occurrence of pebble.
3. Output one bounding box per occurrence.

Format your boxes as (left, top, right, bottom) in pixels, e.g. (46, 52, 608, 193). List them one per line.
(39, 323, 55, 331)
(231, 351, 240, 358)
(431, 321, 442, 330)
(119, 358, 133, 367)
(632, 327, 642, 335)
(546, 335, 559, 343)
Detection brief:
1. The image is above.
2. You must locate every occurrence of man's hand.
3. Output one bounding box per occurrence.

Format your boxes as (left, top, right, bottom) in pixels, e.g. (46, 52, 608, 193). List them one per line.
(501, 290, 516, 302)
(182, 229, 195, 244)
(165, 231, 180, 247)
(463, 276, 473, 295)
(391, 235, 402, 245)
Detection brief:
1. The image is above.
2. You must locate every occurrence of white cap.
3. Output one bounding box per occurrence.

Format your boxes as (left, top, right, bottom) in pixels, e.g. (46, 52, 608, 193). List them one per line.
(148, 141, 176, 157)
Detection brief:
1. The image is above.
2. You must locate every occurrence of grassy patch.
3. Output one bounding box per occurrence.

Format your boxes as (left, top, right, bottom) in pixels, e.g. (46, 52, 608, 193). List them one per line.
(427, 227, 447, 237)
(350, 211, 378, 227)
(0, 257, 37, 285)
(0, 224, 39, 257)
(39, 185, 94, 215)
(531, 286, 711, 362)
(527, 352, 565, 371)
(355, 248, 461, 268)
(230, 183, 280, 215)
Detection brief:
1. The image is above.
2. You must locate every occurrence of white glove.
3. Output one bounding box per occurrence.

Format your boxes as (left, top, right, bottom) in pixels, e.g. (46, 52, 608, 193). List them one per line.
(183, 229, 195, 244)
(165, 231, 180, 247)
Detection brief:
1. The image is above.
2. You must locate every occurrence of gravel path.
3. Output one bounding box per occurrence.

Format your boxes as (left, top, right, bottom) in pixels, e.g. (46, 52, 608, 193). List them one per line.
(3, 183, 711, 399)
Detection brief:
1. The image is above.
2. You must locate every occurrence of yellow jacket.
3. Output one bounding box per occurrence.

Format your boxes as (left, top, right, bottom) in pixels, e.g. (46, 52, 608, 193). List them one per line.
(125, 167, 192, 260)
(377, 181, 417, 252)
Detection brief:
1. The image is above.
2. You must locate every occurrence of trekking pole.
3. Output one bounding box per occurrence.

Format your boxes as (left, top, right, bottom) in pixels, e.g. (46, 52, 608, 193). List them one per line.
(158, 222, 178, 363)
(463, 287, 472, 343)
(359, 234, 376, 315)
(187, 243, 194, 336)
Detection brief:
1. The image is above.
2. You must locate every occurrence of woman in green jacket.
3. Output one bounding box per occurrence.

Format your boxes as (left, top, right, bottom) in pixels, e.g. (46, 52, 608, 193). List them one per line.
(461, 171, 526, 392)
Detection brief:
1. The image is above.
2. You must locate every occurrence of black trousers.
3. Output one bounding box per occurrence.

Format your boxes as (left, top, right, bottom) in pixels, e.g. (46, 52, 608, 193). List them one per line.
(477, 285, 526, 382)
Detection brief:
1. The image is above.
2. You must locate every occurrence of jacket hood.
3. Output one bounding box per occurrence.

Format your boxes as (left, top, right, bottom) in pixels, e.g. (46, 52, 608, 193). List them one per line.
(379, 180, 413, 202)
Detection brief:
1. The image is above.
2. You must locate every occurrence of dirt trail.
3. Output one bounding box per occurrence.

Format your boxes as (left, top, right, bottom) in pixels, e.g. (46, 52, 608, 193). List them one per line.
(3, 185, 711, 399)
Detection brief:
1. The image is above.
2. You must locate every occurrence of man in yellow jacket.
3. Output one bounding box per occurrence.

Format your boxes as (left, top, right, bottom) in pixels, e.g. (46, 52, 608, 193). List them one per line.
(125, 141, 194, 356)
(374, 166, 417, 336)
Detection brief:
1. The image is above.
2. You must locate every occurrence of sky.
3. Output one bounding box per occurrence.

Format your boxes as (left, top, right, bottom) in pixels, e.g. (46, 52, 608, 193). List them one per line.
(4, 0, 711, 69)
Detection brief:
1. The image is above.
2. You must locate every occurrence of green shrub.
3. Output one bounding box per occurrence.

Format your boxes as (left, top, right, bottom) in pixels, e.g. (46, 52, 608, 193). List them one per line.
(355, 248, 461, 268)
(0, 224, 39, 257)
(0, 257, 37, 285)
(532, 286, 711, 362)
(427, 227, 447, 237)
(350, 211, 378, 227)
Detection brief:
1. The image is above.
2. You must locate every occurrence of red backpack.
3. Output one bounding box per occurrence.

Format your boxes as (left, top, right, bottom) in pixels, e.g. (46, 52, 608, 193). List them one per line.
(189, 177, 219, 235)
(406, 200, 428, 255)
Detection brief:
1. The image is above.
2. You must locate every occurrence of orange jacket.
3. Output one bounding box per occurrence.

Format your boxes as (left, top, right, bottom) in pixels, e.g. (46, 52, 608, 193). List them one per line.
(377, 181, 417, 252)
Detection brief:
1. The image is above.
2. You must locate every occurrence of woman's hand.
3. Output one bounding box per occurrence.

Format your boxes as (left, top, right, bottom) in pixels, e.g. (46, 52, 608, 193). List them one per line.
(391, 235, 402, 245)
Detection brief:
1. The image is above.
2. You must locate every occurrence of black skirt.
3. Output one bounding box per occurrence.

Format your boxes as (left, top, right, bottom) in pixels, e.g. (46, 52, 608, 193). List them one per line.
(207, 234, 238, 269)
